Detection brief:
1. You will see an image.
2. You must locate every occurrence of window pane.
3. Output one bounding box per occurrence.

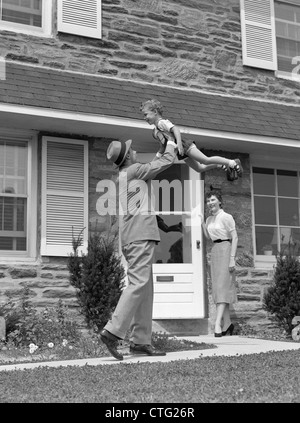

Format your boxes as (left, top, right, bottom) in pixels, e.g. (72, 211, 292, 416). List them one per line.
(278, 198, 299, 225)
(275, 1, 300, 73)
(2, 0, 42, 28)
(277, 169, 298, 197)
(154, 164, 190, 212)
(253, 168, 275, 195)
(155, 214, 191, 264)
(275, 3, 295, 21)
(254, 197, 276, 224)
(0, 140, 27, 195)
(255, 226, 277, 255)
(0, 140, 28, 252)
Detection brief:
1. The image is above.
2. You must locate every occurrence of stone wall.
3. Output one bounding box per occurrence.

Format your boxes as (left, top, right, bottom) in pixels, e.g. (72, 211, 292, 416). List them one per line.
(207, 267, 275, 334)
(0, 0, 299, 104)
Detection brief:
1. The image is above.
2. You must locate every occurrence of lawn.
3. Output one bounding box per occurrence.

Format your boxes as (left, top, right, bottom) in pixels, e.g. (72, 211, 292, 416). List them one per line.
(0, 349, 300, 403)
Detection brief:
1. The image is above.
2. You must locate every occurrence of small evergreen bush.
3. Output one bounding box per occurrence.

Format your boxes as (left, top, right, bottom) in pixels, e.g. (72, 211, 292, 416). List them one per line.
(67, 225, 125, 332)
(263, 245, 300, 334)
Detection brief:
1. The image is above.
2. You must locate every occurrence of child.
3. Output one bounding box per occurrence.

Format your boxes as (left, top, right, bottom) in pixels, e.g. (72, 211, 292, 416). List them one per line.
(140, 99, 243, 178)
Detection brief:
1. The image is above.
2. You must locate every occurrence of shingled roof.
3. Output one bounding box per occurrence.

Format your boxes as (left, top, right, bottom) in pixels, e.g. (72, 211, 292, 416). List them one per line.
(0, 62, 300, 141)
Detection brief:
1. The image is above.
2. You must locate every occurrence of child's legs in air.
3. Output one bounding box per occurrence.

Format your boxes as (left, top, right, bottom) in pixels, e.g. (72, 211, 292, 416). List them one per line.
(187, 146, 231, 167)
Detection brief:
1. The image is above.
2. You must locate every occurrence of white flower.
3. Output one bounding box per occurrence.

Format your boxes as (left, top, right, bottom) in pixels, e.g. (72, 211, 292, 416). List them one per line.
(62, 339, 68, 347)
(48, 342, 54, 348)
(69, 345, 73, 350)
(29, 343, 38, 353)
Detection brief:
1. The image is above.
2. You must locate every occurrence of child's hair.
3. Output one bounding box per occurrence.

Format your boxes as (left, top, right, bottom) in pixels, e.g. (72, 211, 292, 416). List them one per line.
(205, 190, 223, 208)
(140, 99, 163, 114)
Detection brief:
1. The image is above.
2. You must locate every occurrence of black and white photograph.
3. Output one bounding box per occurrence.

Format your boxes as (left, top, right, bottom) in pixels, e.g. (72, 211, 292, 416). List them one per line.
(0, 0, 300, 406)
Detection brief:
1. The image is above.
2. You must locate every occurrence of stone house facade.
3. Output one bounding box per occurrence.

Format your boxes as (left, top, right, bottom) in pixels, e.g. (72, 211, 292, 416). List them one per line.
(0, 0, 300, 334)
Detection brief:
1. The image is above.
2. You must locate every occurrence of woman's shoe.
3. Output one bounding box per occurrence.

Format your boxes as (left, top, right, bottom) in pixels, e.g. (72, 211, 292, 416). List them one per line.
(222, 323, 234, 336)
(214, 332, 222, 337)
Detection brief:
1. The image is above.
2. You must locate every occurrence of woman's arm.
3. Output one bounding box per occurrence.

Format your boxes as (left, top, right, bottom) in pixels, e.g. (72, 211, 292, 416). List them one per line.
(199, 213, 210, 240)
(229, 229, 238, 271)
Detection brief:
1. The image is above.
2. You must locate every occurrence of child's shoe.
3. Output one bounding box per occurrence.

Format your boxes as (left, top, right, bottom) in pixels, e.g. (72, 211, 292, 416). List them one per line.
(226, 167, 238, 181)
(233, 158, 243, 177)
(226, 159, 243, 181)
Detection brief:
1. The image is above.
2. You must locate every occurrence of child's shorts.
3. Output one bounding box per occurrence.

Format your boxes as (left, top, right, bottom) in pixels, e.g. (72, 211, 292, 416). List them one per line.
(178, 139, 196, 160)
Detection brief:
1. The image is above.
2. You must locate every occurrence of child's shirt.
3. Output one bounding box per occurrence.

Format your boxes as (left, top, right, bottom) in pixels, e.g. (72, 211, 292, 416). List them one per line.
(153, 118, 176, 145)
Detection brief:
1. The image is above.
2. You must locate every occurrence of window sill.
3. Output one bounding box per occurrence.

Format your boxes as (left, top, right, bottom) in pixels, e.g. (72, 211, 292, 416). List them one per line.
(255, 255, 276, 269)
(275, 70, 300, 82)
(0, 256, 39, 264)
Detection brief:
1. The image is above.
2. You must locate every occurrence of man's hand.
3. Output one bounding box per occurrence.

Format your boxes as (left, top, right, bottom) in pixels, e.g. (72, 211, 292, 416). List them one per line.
(177, 143, 184, 156)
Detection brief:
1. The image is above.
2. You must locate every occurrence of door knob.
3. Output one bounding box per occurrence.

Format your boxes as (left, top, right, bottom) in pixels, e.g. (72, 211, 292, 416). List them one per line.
(196, 240, 200, 249)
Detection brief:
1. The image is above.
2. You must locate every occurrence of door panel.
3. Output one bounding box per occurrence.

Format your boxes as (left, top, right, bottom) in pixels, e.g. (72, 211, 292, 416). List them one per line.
(151, 162, 205, 319)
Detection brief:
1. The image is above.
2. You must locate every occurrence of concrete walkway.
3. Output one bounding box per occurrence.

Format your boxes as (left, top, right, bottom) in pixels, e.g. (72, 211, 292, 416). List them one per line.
(1, 335, 300, 372)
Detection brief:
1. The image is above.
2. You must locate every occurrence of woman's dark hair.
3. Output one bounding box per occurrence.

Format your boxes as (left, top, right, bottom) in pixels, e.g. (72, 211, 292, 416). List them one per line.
(205, 190, 223, 208)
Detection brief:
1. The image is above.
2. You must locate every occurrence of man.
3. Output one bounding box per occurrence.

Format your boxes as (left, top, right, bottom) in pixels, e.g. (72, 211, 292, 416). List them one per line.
(100, 137, 177, 360)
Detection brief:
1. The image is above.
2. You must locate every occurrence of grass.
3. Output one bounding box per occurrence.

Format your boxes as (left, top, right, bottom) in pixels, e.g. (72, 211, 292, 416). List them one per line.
(1, 327, 300, 403)
(1, 349, 300, 403)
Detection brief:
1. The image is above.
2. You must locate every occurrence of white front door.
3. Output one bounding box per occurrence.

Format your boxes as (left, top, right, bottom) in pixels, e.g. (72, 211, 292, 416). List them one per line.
(151, 163, 205, 319)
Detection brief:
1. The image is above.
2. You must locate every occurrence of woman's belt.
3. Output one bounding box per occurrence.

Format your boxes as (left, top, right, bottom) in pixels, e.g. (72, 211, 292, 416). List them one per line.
(213, 239, 230, 243)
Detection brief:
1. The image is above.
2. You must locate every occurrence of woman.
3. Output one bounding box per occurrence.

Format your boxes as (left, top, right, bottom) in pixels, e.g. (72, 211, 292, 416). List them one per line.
(201, 190, 238, 337)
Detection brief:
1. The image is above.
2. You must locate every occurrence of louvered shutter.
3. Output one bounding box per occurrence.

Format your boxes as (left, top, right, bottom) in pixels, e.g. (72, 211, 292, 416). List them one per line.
(41, 137, 88, 256)
(57, 0, 101, 39)
(240, 0, 277, 70)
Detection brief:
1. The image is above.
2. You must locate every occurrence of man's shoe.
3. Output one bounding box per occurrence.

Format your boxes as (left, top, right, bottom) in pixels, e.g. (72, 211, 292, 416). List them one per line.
(100, 329, 123, 361)
(129, 342, 166, 356)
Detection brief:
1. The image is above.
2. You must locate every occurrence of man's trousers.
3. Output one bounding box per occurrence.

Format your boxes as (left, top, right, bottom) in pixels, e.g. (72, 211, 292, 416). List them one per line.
(104, 240, 155, 345)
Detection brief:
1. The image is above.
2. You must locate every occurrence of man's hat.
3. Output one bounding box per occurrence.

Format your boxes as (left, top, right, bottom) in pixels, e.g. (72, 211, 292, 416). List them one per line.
(106, 139, 132, 168)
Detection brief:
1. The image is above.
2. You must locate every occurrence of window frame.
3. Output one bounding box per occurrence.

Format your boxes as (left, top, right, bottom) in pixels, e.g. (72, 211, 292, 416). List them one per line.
(0, 129, 37, 262)
(0, 0, 52, 38)
(251, 157, 300, 268)
(240, 0, 300, 81)
(274, 0, 300, 81)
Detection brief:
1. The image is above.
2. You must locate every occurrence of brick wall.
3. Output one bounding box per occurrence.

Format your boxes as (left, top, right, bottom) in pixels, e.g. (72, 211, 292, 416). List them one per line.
(0, 0, 299, 104)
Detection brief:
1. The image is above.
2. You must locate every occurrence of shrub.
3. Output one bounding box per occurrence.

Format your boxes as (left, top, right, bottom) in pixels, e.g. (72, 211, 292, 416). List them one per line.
(67, 225, 125, 333)
(263, 245, 300, 334)
(1, 286, 81, 347)
(0, 297, 21, 337)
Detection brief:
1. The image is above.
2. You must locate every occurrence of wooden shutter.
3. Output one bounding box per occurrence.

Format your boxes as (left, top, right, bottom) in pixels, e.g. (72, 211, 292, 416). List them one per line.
(240, 0, 277, 70)
(41, 137, 88, 256)
(57, 0, 101, 39)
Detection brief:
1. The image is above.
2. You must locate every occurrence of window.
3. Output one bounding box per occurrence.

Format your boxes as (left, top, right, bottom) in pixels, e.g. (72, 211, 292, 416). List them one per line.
(253, 167, 300, 257)
(0, 140, 27, 251)
(275, 0, 300, 77)
(240, 0, 300, 80)
(0, 133, 37, 259)
(0, 0, 52, 37)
